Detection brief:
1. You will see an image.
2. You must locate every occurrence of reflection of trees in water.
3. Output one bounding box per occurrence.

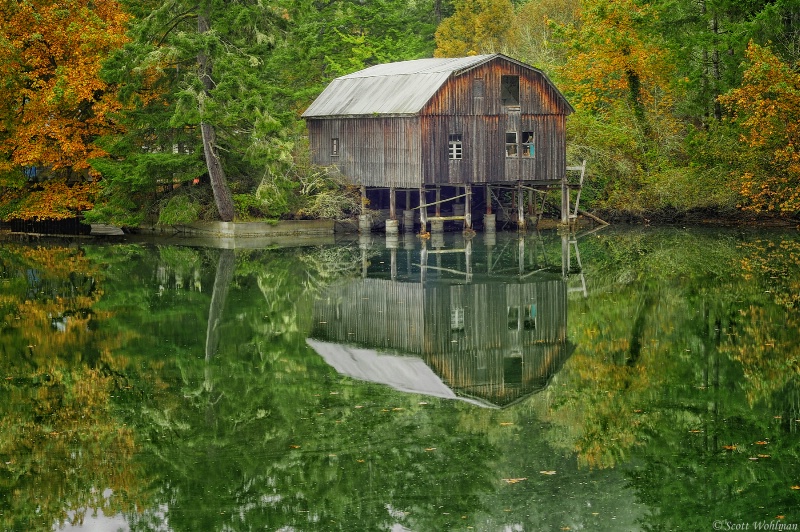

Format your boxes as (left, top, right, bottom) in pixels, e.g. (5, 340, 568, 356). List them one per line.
(0, 244, 143, 531)
(545, 228, 800, 530)
(3, 230, 798, 531)
(251, 244, 368, 341)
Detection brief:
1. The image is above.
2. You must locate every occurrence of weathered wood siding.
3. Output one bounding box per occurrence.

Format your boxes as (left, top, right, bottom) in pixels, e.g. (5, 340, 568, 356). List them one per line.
(311, 278, 566, 354)
(306, 56, 570, 188)
(421, 57, 569, 186)
(310, 277, 569, 406)
(307, 117, 423, 188)
(310, 278, 426, 352)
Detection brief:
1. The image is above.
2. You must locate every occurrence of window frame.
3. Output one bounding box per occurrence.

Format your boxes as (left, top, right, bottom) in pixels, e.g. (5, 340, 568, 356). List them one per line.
(331, 137, 339, 157)
(522, 131, 535, 158)
(505, 131, 518, 158)
(448, 134, 463, 160)
(501, 75, 520, 106)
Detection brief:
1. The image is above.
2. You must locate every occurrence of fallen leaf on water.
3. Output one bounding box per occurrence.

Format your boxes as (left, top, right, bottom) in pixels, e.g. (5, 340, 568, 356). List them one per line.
(776, 516, 784, 520)
(689, 430, 702, 434)
(755, 440, 769, 445)
(790, 486, 800, 490)
(502, 478, 527, 484)
(290, 445, 301, 449)
(392, 407, 404, 411)
(540, 470, 557, 475)
(500, 422, 514, 426)
(425, 448, 437, 452)
(357, 459, 365, 463)
(749, 457, 759, 461)
(722, 445, 737, 451)
(758, 454, 771, 458)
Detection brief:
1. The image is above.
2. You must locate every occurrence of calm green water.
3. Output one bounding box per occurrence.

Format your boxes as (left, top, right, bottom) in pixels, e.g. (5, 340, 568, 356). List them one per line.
(1, 226, 799, 531)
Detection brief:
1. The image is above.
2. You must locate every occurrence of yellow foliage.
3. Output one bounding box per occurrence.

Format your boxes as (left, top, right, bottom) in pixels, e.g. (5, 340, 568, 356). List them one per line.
(434, 0, 515, 57)
(719, 42, 800, 214)
(555, 0, 676, 117)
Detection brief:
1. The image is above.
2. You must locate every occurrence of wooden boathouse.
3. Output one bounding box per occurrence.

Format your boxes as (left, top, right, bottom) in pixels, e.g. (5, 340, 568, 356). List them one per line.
(308, 276, 571, 407)
(302, 53, 576, 232)
(306, 235, 575, 407)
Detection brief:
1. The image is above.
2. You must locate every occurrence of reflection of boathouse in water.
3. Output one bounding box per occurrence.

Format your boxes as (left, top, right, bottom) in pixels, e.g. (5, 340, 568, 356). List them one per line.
(308, 234, 581, 407)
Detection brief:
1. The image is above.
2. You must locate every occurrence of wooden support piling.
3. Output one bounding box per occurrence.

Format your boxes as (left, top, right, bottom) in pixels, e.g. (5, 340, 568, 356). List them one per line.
(464, 184, 472, 230)
(419, 188, 428, 233)
(361, 186, 367, 215)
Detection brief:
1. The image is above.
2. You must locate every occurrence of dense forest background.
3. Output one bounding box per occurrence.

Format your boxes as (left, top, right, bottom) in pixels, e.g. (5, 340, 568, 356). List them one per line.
(1, 0, 798, 226)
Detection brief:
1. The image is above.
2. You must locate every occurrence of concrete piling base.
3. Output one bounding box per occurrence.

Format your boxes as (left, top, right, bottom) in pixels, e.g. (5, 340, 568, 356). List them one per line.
(483, 213, 496, 233)
(358, 214, 372, 233)
(385, 218, 399, 235)
(402, 210, 415, 232)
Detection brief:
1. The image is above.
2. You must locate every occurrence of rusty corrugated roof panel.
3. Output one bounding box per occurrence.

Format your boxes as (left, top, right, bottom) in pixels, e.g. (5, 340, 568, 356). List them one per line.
(302, 55, 497, 118)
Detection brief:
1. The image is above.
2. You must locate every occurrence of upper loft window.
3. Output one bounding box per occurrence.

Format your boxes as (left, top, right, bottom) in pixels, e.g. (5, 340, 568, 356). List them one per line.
(331, 137, 339, 156)
(501, 75, 520, 106)
(448, 134, 463, 160)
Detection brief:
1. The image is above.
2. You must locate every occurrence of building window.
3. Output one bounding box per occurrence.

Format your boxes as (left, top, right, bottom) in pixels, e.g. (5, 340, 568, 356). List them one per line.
(505, 132, 518, 157)
(331, 138, 339, 156)
(501, 75, 520, 106)
(503, 355, 523, 385)
(450, 306, 465, 331)
(508, 306, 519, 329)
(522, 131, 535, 157)
(449, 134, 463, 160)
(523, 303, 537, 330)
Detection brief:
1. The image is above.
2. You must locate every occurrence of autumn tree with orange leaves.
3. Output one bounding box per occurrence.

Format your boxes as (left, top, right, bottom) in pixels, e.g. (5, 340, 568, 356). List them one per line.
(555, 0, 675, 128)
(0, 0, 128, 221)
(719, 43, 800, 216)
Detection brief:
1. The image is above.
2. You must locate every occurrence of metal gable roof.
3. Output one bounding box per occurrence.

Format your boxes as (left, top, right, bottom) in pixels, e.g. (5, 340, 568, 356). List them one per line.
(302, 55, 499, 118)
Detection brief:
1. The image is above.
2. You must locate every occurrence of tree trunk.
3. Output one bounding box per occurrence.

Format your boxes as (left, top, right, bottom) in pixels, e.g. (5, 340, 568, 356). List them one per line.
(197, 8, 235, 222)
(205, 249, 236, 361)
(200, 122, 235, 221)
